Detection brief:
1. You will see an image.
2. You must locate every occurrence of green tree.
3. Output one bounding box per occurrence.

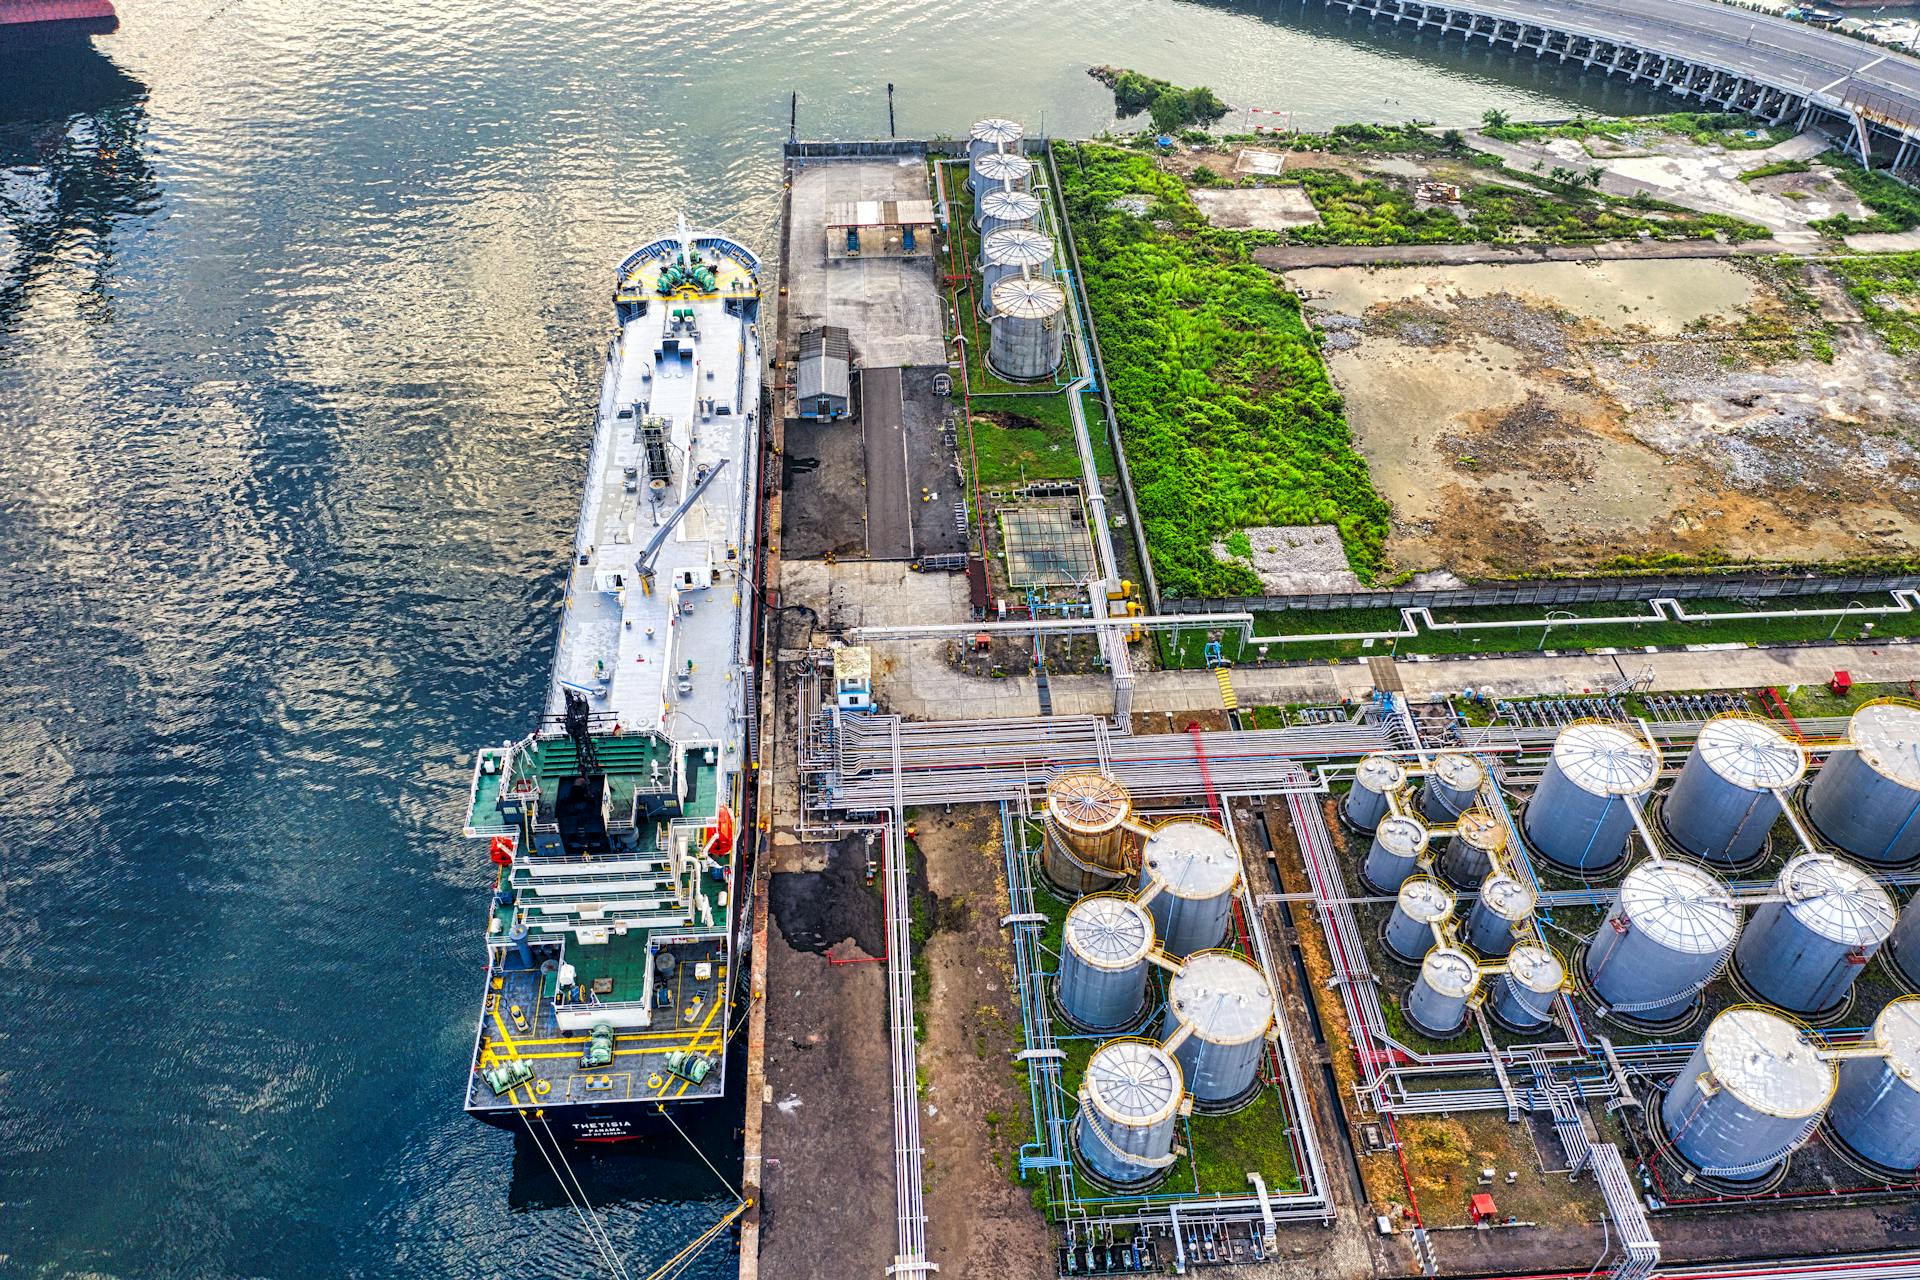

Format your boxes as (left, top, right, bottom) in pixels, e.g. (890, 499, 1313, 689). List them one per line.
(1481, 108, 1510, 130)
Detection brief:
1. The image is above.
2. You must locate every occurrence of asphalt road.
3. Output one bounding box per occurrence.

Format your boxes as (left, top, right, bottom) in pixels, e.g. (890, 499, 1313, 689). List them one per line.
(859, 365, 913, 560)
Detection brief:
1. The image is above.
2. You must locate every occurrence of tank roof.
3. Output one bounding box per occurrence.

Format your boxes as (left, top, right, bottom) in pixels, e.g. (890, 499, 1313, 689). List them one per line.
(1375, 815, 1430, 858)
(1695, 716, 1807, 791)
(1453, 807, 1506, 854)
(1047, 771, 1131, 834)
(1065, 894, 1155, 971)
(1142, 820, 1240, 900)
(1398, 876, 1455, 922)
(1872, 997, 1920, 1086)
(1168, 951, 1273, 1044)
(1505, 944, 1564, 994)
(1617, 859, 1738, 954)
(1421, 947, 1480, 998)
(1480, 874, 1536, 921)
(1697, 1007, 1833, 1118)
(1084, 1039, 1183, 1126)
(981, 227, 1054, 268)
(979, 188, 1041, 221)
(990, 274, 1065, 320)
(1552, 722, 1659, 797)
(970, 117, 1025, 145)
(1847, 700, 1920, 790)
(1354, 754, 1405, 794)
(974, 150, 1033, 181)
(1778, 852, 1896, 946)
(1430, 752, 1486, 793)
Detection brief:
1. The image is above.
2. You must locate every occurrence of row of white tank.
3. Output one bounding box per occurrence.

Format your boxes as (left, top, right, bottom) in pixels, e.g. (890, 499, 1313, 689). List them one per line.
(966, 116, 1067, 382)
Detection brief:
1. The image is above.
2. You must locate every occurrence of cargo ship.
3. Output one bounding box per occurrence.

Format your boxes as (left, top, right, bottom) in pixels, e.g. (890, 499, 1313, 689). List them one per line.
(461, 220, 764, 1141)
(0, 0, 117, 45)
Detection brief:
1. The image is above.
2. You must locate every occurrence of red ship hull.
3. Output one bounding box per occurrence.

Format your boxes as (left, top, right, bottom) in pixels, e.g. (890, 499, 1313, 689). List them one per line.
(0, 0, 118, 46)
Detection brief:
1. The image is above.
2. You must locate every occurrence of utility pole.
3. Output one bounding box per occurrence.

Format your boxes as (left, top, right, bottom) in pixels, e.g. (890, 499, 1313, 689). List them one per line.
(887, 83, 896, 139)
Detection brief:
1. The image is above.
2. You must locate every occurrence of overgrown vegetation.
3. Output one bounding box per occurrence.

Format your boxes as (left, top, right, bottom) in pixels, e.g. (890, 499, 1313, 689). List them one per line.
(1826, 252, 1920, 354)
(1739, 158, 1812, 182)
(1059, 143, 1391, 595)
(1089, 65, 1229, 134)
(1481, 110, 1791, 151)
(963, 392, 1118, 487)
(1812, 153, 1920, 237)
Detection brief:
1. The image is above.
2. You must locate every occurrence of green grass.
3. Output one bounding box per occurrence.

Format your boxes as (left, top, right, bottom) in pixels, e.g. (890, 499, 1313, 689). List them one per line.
(1826, 252, 1920, 355)
(964, 391, 1117, 487)
(1811, 153, 1920, 237)
(1484, 111, 1793, 152)
(1186, 1088, 1303, 1194)
(1739, 159, 1812, 182)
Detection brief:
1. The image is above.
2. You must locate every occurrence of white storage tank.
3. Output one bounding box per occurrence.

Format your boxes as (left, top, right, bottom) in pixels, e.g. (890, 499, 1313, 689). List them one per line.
(976, 185, 1040, 238)
(1405, 946, 1479, 1039)
(1583, 859, 1738, 1024)
(1463, 874, 1535, 958)
(1525, 722, 1659, 873)
(1042, 771, 1134, 896)
(1162, 950, 1273, 1110)
(1136, 819, 1241, 958)
(1384, 876, 1455, 964)
(1804, 700, 1920, 868)
(1362, 814, 1430, 893)
(1889, 891, 1920, 988)
(1661, 715, 1805, 867)
(1824, 997, 1920, 1173)
(1488, 943, 1564, 1033)
(987, 275, 1066, 383)
(1420, 752, 1486, 823)
(968, 116, 1025, 165)
(1072, 1039, 1184, 1189)
(1661, 1007, 1833, 1181)
(1342, 755, 1404, 833)
(970, 148, 1033, 202)
(1733, 852, 1896, 1015)
(1057, 894, 1155, 1032)
(977, 228, 1055, 318)
(1438, 808, 1505, 890)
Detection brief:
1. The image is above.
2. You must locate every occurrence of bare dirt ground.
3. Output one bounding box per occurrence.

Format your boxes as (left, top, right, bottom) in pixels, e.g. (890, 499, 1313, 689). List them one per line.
(1192, 186, 1323, 231)
(1293, 257, 1920, 579)
(911, 806, 1052, 1278)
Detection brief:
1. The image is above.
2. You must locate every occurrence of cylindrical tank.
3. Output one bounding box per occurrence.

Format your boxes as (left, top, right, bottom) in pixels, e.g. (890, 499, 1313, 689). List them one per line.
(1733, 852, 1896, 1015)
(970, 149, 1033, 202)
(1525, 722, 1659, 873)
(1042, 771, 1133, 896)
(1137, 819, 1240, 957)
(1420, 752, 1486, 823)
(986, 275, 1066, 383)
(1804, 701, 1920, 868)
(976, 185, 1040, 238)
(1464, 874, 1536, 958)
(1438, 808, 1505, 890)
(1362, 814, 1430, 894)
(1584, 859, 1738, 1022)
(977, 228, 1055, 318)
(1825, 997, 1920, 1172)
(1661, 1007, 1833, 1179)
(1406, 946, 1479, 1038)
(968, 116, 1025, 165)
(1384, 877, 1455, 964)
(1488, 943, 1565, 1033)
(1072, 1039, 1183, 1188)
(1057, 893, 1155, 1032)
(1889, 891, 1920, 988)
(1342, 755, 1405, 833)
(1661, 715, 1805, 866)
(1162, 951, 1272, 1109)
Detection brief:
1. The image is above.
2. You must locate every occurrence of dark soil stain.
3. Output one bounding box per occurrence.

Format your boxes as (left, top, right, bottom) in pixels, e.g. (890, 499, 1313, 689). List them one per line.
(771, 833, 886, 956)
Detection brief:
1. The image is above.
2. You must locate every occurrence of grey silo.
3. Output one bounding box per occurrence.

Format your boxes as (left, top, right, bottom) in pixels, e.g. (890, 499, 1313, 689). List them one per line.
(1889, 891, 1920, 988)
(977, 228, 1055, 319)
(1384, 876, 1455, 964)
(1824, 997, 1920, 1172)
(1661, 1007, 1833, 1179)
(1057, 894, 1156, 1032)
(1804, 701, 1920, 868)
(986, 275, 1066, 383)
(1136, 819, 1241, 957)
(975, 185, 1040, 238)
(968, 116, 1025, 165)
(1362, 814, 1431, 893)
(1488, 943, 1564, 1033)
(1420, 752, 1487, 823)
(1162, 951, 1273, 1109)
(1526, 722, 1660, 873)
(1733, 852, 1896, 1015)
(970, 149, 1033, 202)
(1405, 945, 1480, 1038)
(1463, 873, 1536, 958)
(1438, 808, 1505, 890)
(1342, 755, 1404, 833)
(1662, 716, 1806, 865)
(1583, 859, 1738, 1021)
(1071, 1039, 1184, 1188)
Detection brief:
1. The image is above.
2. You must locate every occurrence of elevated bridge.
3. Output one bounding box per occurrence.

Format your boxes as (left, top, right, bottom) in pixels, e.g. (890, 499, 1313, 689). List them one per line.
(1321, 0, 1920, 168)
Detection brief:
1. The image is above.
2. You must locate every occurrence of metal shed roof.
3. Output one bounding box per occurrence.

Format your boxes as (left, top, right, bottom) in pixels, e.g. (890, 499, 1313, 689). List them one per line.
(825, 198, 936, 228)
(795, 326, 851, 404)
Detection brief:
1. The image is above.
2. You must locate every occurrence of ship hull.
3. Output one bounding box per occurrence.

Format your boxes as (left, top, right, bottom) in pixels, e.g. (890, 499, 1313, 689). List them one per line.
(469, 1097, 703, 1142)
(0, 0, 117, 45)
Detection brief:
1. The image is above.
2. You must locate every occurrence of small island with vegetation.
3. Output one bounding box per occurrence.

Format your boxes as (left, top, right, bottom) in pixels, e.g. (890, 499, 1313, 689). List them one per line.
(1090, 65, 1229, 134)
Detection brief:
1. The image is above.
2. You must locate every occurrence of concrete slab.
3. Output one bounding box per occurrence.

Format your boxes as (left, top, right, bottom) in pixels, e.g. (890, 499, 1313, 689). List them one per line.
(861, 366, 912, 560)
(900, 366, 967, 560)
(787, 158, 947, 369)
(1192, 185, 1323, 231)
